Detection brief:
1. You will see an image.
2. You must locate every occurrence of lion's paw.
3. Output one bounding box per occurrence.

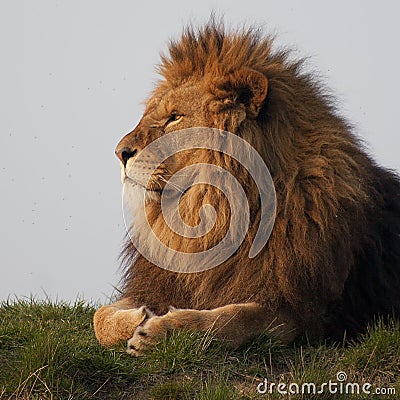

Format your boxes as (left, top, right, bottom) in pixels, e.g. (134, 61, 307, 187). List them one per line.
(94, 303, 156, 346)
(126, 316, 168, 356)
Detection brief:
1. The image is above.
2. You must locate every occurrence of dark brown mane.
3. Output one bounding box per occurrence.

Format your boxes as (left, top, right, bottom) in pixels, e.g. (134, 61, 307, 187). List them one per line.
(121, 21, 400, 341)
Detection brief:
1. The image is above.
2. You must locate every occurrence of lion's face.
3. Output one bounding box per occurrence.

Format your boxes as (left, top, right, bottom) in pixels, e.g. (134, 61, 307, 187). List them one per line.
(116, 69, 269, 201)
(117, 80, 210, 196)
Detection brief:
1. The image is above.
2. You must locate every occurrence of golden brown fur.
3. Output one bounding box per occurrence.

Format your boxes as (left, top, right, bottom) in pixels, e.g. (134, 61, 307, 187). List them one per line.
(94, 21, 400, 354)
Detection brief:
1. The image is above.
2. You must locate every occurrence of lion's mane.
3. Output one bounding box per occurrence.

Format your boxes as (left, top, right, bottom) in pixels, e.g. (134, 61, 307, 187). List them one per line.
(121, 22, 400, 340)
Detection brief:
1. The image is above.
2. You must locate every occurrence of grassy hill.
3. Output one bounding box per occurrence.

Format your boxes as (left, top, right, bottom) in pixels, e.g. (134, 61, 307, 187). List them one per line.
(0, 299, 399, 399)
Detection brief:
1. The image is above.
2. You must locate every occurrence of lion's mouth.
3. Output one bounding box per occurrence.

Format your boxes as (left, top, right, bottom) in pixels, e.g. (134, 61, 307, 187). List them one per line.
(123, 174, 163, 193)
(121, 160, 172, 193)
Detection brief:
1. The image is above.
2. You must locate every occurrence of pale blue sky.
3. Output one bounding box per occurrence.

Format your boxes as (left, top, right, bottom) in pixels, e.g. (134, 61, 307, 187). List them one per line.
(1, 0, 399, 302)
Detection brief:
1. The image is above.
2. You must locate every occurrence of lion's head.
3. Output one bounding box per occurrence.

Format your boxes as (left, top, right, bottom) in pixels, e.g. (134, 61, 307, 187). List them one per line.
(116, 26, 279, 272)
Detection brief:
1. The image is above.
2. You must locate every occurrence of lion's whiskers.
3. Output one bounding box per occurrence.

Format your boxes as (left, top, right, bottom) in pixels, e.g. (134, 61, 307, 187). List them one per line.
(159, 175, 186, 194)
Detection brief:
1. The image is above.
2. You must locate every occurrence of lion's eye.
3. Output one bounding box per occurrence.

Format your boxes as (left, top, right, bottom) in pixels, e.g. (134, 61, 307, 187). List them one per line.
(165, 112, 183, 127)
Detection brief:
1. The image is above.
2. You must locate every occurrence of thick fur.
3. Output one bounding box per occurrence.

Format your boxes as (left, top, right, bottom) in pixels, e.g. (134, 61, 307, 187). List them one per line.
(94, 22, 400, 350)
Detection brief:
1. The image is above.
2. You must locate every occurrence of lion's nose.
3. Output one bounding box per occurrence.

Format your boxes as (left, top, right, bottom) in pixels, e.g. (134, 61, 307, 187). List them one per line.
(115, 146, 138, 166)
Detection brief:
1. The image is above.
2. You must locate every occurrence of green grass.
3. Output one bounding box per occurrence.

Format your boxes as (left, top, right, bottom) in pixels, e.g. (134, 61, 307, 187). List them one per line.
(0, 300, 399, 399)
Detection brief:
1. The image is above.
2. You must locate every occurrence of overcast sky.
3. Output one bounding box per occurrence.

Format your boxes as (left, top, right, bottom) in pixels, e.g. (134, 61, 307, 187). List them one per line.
(1, 1, 399, 303)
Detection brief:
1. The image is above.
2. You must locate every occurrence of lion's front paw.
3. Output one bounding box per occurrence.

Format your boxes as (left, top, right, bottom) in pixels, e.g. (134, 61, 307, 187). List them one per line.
(94, 303, 155, 346)
(126, 316, 168, 356)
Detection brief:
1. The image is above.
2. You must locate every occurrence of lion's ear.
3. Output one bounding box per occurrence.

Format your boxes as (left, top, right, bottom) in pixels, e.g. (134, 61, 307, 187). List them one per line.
(210, 68, 268, 118)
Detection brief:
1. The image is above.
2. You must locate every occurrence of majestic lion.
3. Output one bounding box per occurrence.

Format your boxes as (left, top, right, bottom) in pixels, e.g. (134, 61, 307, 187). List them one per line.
(94, 22, 400, 355)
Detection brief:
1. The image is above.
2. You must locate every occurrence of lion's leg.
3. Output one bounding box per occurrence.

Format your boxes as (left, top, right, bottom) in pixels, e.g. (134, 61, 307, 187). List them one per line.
(93, 298, 152, 346)
(127, 302, 296, 356)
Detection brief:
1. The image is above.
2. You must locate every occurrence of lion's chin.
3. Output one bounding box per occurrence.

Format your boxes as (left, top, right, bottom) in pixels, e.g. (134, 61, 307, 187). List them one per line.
(123, 179, 160, 204)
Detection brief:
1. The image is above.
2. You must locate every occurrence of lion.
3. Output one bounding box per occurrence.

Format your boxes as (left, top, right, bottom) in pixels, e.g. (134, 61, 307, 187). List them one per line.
(93, 22, 400, 356)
